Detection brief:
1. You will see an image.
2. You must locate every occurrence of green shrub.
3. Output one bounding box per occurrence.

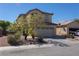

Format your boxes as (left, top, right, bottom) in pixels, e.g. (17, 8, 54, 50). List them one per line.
(7, 35, 18, 46)
(7, 32, 22, 46)
(14, 32, 21, 40)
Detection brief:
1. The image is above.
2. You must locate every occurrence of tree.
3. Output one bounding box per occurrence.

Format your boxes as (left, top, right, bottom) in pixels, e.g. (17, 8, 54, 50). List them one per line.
(74, 19, 79, 23)
(16, 15, 28, 40)
(15, 13, 45, 40)
(7, 23, 18, 33)
(0, 20, 11, 35)
(8, 13, 45, 40)
(28, 13, 45, 39)
(8, 15, 28, 40)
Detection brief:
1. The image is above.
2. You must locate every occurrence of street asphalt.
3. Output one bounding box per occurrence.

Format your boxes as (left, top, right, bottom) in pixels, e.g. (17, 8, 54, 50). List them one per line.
(0, 44, 79, 56)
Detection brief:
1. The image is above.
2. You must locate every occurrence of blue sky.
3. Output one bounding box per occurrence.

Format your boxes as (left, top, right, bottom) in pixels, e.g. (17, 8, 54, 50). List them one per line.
(0, 3, 79, 23)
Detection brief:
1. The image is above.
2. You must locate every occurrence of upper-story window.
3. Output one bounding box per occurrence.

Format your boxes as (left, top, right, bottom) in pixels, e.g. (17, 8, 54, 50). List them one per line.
(31, 13, 38, 16)
(31, 13, 34, 16)
(45, 14, 49, 22)
(31, 13, 37, 19)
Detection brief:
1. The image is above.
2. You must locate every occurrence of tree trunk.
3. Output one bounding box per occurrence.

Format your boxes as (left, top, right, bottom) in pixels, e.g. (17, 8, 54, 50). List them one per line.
(32, 34, 35, 40)
(24, 35, 27, 41)
(23, 31, 28, 41)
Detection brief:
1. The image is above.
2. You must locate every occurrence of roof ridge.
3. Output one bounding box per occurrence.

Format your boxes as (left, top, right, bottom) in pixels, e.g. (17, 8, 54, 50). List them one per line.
(25, 8, 53, 15)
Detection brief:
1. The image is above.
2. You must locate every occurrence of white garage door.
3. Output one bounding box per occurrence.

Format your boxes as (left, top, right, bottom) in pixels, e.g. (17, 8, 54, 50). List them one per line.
(36, 29, 55, 37)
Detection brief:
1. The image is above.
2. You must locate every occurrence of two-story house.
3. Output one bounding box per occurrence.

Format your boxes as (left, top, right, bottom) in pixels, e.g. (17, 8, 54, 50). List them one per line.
(16, 9, 57, 37)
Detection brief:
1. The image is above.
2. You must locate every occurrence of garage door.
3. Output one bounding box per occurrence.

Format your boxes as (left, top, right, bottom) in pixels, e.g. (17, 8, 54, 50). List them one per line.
(36, 29, 55, 37)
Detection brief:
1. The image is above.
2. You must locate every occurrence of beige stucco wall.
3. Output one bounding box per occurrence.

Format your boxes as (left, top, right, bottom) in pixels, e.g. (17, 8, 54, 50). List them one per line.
(56, 21, 79, 36)
(26, 10, 52, 23)
(44, 14, 52, 22)
(56, 27, 68, 36)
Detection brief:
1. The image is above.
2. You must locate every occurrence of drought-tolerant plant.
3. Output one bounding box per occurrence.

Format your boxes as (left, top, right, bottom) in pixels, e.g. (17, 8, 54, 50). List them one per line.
(28, 13, 45, 40)
(16, 15, 28, 40)
(7, 34, 18, 46)
(7, 32, 22, 46)
(11, 13, 45, 41)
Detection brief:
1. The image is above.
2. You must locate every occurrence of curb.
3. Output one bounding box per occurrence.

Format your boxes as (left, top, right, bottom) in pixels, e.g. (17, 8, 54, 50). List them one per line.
(0, 44, 54, 51)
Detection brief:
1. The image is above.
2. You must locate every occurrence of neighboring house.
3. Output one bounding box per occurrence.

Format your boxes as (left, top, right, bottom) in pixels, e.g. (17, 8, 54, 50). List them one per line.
(16, 9, 57, 37)
(56, 20, 79, 37)
(56, 24, 68, 36)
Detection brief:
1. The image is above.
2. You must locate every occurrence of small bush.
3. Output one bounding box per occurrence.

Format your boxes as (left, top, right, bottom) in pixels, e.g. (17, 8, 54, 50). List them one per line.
(7, 35, 19, 46)
(7, 32, 22, 46)
(14, 32, 21, 40)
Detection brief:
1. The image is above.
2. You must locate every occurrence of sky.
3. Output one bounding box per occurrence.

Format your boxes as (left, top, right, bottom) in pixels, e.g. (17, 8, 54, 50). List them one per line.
(0, 3, 79, 23)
